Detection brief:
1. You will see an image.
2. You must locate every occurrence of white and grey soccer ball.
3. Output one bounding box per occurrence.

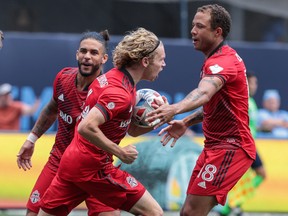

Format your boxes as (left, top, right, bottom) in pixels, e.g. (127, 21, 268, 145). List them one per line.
(132, 88, 163, 128)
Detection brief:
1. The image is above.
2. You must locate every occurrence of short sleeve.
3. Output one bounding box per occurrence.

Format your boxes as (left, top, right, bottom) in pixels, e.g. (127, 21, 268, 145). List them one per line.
(95, 86, 130, 121)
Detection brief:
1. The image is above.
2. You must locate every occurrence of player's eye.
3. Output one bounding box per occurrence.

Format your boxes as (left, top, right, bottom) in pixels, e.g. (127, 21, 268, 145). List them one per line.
(90, 50, 99, 56)
(79, 48, 87, 54)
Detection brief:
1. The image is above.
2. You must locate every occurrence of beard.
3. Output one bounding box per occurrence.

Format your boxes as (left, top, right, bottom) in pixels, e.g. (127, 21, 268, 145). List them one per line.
(78, 62, 101, 77)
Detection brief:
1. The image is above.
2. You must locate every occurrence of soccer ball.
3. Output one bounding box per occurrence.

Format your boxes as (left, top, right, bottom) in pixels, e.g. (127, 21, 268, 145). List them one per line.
(132, 88, 163, 128)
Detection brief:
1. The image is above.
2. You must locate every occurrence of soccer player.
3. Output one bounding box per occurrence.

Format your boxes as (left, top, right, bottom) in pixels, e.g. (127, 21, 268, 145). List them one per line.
(146, 4, 256, 216)
(17, 30, 120, 216)
(37, 27, 166, 216)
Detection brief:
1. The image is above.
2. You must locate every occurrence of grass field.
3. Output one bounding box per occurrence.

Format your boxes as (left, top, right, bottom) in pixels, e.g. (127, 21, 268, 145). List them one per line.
(1, 210, 288, 216)
(1, 133, 288, 213)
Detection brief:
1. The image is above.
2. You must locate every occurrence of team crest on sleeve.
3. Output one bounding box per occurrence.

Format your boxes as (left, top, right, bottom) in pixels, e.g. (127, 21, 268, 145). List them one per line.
(209, 64, 224, 74)
(126, 176, 138, 188)
(106, 102, 115, 110)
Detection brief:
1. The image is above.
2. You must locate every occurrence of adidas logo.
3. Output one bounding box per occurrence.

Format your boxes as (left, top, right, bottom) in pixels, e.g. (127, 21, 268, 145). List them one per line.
(198, 181, 206, 189)
(58, 94, 64, 101)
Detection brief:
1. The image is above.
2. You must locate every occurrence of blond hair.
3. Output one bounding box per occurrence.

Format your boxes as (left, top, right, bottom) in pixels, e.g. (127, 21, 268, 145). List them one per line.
(113, 27, 160, 68)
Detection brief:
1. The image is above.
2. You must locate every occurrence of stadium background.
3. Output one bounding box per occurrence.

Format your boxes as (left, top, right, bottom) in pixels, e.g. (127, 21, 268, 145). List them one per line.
(1, 0, 288, 214)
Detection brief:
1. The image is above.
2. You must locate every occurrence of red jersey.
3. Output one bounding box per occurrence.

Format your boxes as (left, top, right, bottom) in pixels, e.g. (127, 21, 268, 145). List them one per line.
(201, 45, 255, 159)
(48, 67, 87, 171)
(59, 67, 136, 181)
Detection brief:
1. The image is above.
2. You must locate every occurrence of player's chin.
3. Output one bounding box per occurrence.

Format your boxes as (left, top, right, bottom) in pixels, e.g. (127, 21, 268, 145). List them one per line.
(151, 75, 158, 82)
(79, 68, 93, 77)
(81, 65, 92, 71)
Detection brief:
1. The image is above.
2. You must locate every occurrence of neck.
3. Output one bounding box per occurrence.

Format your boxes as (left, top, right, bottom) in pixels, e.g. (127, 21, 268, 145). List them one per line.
(76, 71, 101, 91)
(124, 65, 143, 85)
(205, 40, 225, 59)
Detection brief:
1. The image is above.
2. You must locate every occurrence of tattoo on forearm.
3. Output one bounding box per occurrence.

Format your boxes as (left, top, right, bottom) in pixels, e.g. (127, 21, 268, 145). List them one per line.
(194, 109, 203, 120)
(186, 108, 203, 125)
(32, 102, 57, 136)
(186, 89, 204, 102)
(203, 76, 221, 90)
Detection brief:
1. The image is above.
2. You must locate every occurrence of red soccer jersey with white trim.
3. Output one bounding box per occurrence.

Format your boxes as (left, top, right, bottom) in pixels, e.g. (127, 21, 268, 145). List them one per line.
(48, 67, 87, 171)
(201, 45, 255, 160)
(59, 68, 136, 181)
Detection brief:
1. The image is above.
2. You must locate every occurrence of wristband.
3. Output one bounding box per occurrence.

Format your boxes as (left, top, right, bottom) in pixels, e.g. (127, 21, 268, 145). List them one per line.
(27, 132, 39, 143)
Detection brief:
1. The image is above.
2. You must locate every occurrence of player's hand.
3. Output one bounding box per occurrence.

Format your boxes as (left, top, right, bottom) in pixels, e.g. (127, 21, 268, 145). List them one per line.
(146, 103, 176, 129)
(150, 95, 169, 109)
(119, 145, 138, 164)
(159, 120, 187, 147)
(16, 140, 35, 171)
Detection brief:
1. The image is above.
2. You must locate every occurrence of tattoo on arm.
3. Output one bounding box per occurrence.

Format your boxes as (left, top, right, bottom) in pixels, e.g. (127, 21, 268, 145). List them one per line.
(186, 89, 205, 102)
(202, 76, 222, 90)
(186, 108, 203, 126)
(32, 100, 58, 137)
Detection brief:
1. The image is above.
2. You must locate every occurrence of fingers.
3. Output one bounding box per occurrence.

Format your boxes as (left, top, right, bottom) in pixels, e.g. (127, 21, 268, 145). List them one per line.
(170, 138, 178, 148)
(150, 118, 161, 128)
(162, 96, 169, 105)
(160, 134, 179, 148)
(16, 154, 32, 171)
(146, 114, 166, 129)
(160, 133, 171, 146)
(158, 125, 172, 136)
(121, 145, 138, 164)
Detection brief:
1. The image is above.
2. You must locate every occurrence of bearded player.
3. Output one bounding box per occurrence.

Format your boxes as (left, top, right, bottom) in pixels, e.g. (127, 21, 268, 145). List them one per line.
(17, 30, 120, 216)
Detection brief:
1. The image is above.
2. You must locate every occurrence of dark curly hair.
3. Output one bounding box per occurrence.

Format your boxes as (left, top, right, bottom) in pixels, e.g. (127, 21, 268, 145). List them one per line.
(80, 30, 109, 53)
(197, 4, 231, 39)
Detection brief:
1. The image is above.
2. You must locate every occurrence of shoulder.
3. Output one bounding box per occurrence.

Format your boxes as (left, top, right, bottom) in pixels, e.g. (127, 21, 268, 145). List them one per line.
(55, 67, 77, 78)
(97, 68, 133, 90)
(55, 67, 77, 83)
(208, 45, 242, 66)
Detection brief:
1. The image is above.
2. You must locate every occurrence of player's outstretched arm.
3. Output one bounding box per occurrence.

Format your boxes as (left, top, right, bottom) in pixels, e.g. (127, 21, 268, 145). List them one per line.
(159, 120, 188, 147)
(17, 98, 58, 171)
(158, 107, 204, 147)
(146, 75, 222, 128)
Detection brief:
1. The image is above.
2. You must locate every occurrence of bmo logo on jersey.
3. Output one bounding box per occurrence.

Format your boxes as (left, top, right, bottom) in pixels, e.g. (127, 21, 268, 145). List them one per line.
(59, 110, 73, 124)
(120, 119, 131, 128)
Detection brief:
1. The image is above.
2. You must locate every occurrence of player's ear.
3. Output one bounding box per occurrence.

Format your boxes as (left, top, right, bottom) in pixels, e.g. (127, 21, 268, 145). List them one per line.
(76, 50, 79, 61)
(102, 54, 108, 64)
(142, 57, 149, 67)
(215, 27, 222, 38)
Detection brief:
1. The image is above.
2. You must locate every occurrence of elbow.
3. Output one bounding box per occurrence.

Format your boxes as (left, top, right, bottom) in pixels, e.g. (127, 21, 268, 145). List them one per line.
(127, 127, 138, 137)
(78, 121, 90, 139)
(128, 131, 138, 137)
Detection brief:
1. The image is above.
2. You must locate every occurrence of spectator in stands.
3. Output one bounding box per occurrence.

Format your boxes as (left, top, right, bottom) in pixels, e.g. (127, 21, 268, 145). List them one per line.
(257, 89, 288, 138)
(0, 83, 40, 131)
(0, 30, 4, 49)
